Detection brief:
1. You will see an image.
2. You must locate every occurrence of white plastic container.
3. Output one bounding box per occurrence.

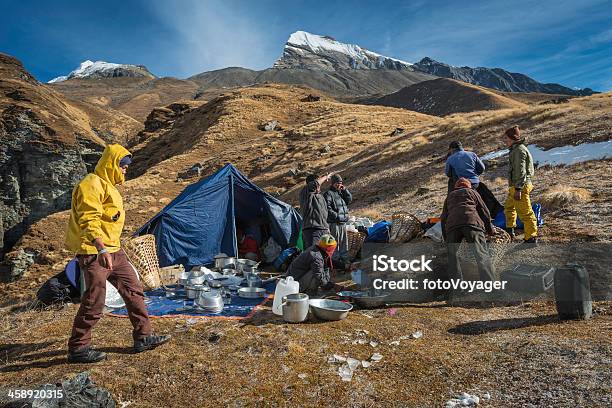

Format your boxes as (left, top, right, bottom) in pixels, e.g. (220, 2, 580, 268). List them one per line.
(273, 276, 299, 315)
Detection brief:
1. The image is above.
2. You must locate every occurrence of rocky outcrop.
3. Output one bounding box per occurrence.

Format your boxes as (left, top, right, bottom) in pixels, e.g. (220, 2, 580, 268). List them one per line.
(0, 53, 109, 280)
(413, 57, 596, 96)
(0, 105, 102, 266)
(131, 102, 198, 146)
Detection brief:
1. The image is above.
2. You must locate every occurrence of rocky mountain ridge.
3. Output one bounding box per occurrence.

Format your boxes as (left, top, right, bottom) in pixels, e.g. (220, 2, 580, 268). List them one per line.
(413, 57, 595, 96)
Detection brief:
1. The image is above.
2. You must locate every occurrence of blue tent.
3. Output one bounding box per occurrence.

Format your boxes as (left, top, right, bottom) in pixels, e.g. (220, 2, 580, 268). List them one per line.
(137, 164, 302, 268)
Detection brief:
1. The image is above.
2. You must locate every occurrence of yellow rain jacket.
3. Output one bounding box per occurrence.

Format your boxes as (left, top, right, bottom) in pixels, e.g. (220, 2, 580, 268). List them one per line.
(66, 144, 131, 254)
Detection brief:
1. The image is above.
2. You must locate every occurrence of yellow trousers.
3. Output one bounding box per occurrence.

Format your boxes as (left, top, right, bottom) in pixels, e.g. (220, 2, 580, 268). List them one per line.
(504, 184, 538, 240)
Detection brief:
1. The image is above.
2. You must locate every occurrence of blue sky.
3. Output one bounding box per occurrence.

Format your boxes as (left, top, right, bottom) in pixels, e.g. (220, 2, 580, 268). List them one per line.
(1, 0, 611, 90)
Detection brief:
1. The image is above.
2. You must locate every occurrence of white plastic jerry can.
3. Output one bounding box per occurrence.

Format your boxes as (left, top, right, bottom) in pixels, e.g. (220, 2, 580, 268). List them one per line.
(273, 276, 299, 315)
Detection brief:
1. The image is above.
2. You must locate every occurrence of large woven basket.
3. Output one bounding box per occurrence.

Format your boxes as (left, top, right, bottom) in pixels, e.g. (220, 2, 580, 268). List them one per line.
(159, 264, 185, 286)
(347, 230, 367, 260)
(389, 212, 422, 243)
(123, 234, 161, 291)
(457, 226, 512, 278)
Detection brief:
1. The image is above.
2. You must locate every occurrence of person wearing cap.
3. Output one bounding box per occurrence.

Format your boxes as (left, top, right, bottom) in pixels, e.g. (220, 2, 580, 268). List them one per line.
(286, 234, 337, 295)
(503, 125, 538, 244)
(441, 178, 495, 282)
(299, 173, 332, 248)
(445, 141, 486, 193)
(324, 173, 352, 263)
(65, 144, 171, 364)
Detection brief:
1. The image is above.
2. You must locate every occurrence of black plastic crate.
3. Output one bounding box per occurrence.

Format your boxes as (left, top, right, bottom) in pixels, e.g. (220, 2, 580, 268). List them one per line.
(502, 264, 555, 294)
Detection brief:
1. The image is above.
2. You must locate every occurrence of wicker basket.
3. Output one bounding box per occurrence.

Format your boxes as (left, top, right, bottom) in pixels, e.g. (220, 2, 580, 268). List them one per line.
(457, 226, 512, 277)
(123, 234, 161, 291)
(389, 212, 422, 243)
(347, 230, 367, 259)
(159, 264, 185, 286)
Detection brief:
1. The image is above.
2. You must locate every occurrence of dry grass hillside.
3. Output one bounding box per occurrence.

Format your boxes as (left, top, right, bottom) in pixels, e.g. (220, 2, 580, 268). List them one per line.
(364, 78, 526, 116)
(1, 83, 610, 407)
(0, 54, 140, 146)
(49, 77, 207, 122)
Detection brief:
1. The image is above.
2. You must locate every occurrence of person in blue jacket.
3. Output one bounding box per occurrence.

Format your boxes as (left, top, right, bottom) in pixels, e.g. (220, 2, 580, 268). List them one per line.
(445, 141, 485, 193)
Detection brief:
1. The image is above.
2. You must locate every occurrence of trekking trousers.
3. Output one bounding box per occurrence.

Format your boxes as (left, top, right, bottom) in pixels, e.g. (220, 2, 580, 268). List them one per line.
(504, 183, 538, 240)
(68, 249, 151, 352)
(446, 227, 495, 282)
(329, 222, 349, 262)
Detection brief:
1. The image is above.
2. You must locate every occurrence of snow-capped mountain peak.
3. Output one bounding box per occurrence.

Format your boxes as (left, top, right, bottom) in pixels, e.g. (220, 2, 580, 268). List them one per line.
(48, 60, 155, 83)
(274, 30, 413, 71)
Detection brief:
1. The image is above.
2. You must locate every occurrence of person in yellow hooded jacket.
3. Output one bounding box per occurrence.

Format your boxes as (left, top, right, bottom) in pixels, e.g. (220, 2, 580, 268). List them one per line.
(66, 144, 170, 364)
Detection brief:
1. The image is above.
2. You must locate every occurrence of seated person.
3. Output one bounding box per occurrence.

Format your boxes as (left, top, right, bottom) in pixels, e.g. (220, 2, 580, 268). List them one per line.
(286, 234, 337, 295)
(237, 228, 259, 261)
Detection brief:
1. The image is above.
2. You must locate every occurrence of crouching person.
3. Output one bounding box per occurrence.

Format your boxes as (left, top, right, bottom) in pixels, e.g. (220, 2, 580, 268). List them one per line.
(286, 234, 337, 296)
(65, 144, 170, 363)
(441, 178, 495, 283)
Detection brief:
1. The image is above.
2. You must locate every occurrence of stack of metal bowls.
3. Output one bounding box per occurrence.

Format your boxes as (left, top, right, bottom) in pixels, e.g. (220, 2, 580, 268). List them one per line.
(195, 291, 224, 313)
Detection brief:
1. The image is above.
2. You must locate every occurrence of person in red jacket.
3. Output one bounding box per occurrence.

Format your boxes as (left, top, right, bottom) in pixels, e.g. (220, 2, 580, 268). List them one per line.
(237, 228, 259, 261)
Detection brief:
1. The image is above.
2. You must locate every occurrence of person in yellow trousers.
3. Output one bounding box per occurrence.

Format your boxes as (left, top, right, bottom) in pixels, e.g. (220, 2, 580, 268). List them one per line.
(66, 144, 171, 363)
(503, 126, 538, 245)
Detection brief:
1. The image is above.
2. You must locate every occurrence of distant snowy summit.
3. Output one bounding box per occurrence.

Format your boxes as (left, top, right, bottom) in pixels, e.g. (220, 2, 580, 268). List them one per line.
(274, 31, 414, 71)
(48, 60, 155, 83)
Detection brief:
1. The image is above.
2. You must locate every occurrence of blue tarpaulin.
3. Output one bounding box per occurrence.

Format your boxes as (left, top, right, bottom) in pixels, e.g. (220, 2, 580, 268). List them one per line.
(109, 282, 276, 319)
(137, 164, 302, 269)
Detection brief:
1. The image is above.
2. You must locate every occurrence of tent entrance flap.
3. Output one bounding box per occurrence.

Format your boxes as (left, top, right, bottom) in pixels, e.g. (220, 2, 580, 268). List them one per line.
(136, 164, 302, 268)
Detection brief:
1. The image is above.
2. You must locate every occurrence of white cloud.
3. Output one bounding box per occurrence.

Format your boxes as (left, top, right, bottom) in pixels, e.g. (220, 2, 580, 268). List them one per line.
(147, 0, 275, 76)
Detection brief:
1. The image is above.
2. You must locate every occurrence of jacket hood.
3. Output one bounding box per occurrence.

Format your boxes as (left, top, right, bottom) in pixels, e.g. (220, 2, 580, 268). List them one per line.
(94, 144, 132, 185)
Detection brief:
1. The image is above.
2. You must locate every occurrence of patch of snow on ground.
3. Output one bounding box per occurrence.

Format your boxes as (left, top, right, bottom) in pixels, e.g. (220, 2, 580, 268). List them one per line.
(481, 140, 612, 166)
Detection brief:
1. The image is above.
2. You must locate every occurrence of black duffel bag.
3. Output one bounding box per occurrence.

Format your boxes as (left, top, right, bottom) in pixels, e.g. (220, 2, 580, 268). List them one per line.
(554, 263, 592, 320)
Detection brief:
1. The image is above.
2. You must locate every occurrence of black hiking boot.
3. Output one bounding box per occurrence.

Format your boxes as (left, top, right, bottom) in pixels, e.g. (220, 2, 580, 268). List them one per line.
(68, 347, 107, 364)
(504, 227, 516, 239)
(134, 334, 172, 353)
(523, 237, 538, 247)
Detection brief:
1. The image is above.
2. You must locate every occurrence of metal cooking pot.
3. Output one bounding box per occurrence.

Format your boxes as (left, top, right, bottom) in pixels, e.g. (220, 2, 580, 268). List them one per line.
(351, 292, 390, 309)
(246, 273, 263, 288)
(281, 293, 310, 323)
(308, 299, 352, 321)
(195, 291, 224, 312)
(214, 256, 237, 269)
(185, 284, 209, 299)
(238, 287, 266, 299)
(188, 272, 206, 285)
(236, 259, 260, 274)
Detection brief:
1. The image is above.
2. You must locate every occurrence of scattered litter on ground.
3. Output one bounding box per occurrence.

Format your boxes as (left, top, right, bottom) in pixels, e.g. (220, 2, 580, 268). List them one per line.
(361, 360, 372, 368)
(389, 340, 400, 346)
(298, 373, 308, 380)
(338, 364, 354, 381)
(370, 353, 383, 362)
(388, 308, 398, 316)
(369, 341, 379, 348)
(412, 330, 423, 339)
(446, 392, 482, 407)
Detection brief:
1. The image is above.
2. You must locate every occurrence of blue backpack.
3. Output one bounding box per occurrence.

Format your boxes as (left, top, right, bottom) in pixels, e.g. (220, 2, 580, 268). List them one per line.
(493, 203, 544, 229)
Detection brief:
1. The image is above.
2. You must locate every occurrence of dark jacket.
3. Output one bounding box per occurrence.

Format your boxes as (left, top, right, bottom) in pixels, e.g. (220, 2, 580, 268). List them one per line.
(445, 149, 485, 187)
(299, 181, 329, 230)
(286, 245, 331, 295)
(324, 187, 352, 224)
(508, 141, 534, 189)
(441, 187, 493, 238)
